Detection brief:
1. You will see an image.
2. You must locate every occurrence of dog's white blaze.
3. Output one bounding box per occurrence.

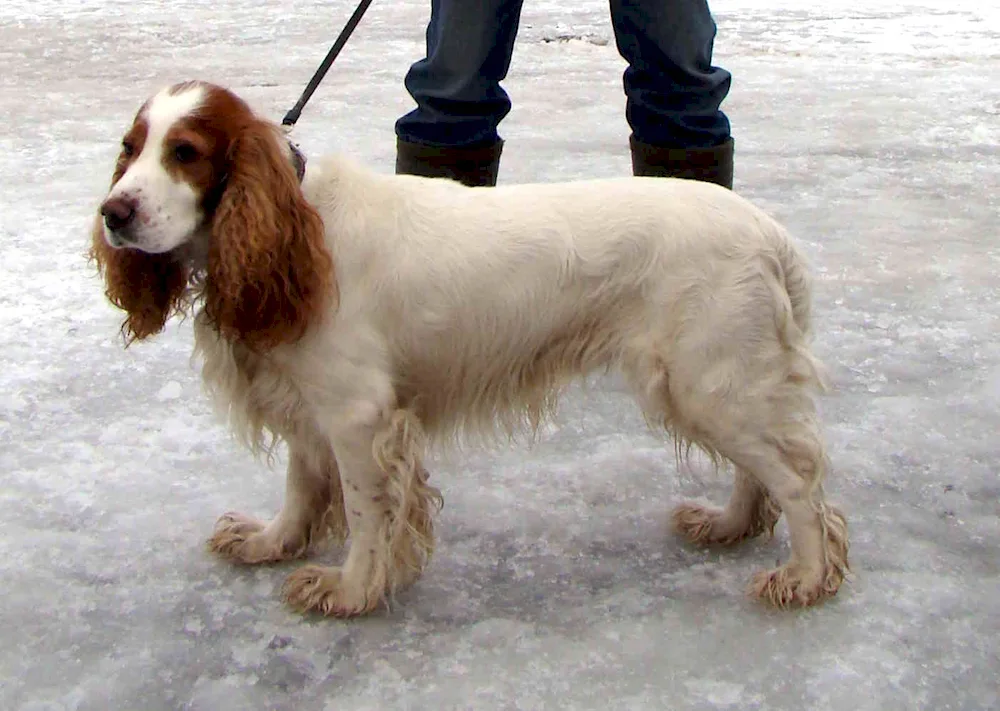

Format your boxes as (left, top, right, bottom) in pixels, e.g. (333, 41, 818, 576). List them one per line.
(145, 85, 205, 141)
(105, 84, 206, 253)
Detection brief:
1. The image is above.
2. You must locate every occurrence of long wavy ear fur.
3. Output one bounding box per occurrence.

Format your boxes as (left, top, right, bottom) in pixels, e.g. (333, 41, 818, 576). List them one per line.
(205, 120, 334, 350)
(89, 215, 189, 346)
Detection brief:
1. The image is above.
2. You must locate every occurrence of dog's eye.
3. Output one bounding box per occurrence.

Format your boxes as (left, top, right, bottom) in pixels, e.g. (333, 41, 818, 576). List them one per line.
(121, 140, 135, 157)
(174, 142, 199, 164)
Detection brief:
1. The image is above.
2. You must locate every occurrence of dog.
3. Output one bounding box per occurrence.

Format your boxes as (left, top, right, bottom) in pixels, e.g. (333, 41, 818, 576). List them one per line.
(90, 80, 849, 616)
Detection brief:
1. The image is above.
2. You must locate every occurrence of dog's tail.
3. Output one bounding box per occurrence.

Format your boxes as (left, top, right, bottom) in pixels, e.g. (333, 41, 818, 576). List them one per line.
(772, 228, 813, 338)
(767, 223, 827, 391)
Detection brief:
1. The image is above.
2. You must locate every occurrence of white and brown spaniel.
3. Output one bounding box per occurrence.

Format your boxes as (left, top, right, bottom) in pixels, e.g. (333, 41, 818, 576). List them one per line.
(91, 80, 849, 616)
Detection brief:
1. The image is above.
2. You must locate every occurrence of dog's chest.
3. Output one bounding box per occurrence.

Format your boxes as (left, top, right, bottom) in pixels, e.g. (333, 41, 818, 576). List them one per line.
(196, 323, 308, 442)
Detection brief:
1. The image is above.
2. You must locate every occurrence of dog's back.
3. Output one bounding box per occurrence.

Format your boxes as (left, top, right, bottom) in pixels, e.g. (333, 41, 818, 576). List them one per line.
(306, 158, 815, 443)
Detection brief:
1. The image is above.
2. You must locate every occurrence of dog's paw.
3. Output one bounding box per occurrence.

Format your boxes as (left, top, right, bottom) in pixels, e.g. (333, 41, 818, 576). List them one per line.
(672, 498, 780, 546)
(748, 558, 845, 609)
(281, 564, 381, 618)
(748, 503, 849, 608)
(207, 511, 306, 565)
(672, 502, 749, 546)
(749, 564, 824, 608)
(672, 502, 726, 544)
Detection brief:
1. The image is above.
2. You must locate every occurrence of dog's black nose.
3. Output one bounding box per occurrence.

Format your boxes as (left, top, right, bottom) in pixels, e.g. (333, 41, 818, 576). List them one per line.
(101, 197, 136, 232)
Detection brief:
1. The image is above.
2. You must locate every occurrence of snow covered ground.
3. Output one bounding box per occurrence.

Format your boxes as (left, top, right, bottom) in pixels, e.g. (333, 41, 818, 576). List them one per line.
(1, 0, 998, 708)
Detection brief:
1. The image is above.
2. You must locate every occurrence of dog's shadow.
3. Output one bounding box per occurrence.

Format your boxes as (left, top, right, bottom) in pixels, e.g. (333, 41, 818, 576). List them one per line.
(326, 512, 792, 632)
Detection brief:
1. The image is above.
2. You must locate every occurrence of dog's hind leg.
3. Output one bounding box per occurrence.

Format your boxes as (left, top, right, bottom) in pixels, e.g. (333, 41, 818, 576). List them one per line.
(665, 350, 849, 608)
(624, 344, 781, 547)
(705, 425, 849, 608)
(672, 469, 781, 546)
(209, 435, 346, 564)
(634, 265, 848, 606)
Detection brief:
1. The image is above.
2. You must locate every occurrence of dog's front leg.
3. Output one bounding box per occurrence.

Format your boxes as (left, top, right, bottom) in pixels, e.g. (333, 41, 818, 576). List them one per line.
(282, 409, 441, 617)
(208, 436, 345, 564)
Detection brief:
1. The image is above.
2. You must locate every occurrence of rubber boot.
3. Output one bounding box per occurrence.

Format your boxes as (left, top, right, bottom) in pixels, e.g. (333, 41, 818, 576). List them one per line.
(395, 138, 504, 187)
(629, 135, 734, 190)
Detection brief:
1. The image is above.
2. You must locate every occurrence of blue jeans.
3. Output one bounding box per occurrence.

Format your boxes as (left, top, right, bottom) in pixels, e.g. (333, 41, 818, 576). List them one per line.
(395, 0, 731, 149)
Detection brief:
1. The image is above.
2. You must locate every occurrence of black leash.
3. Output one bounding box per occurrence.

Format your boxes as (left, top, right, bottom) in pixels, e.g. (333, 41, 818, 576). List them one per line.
(282, 0, 375, 129)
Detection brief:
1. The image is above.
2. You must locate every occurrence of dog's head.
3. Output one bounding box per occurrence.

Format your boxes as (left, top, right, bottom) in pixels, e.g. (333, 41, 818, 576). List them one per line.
(90, 80, 333, 349)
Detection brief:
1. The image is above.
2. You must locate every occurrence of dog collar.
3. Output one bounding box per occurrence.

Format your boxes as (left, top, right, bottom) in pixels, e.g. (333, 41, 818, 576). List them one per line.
(287, 140, 307, 183)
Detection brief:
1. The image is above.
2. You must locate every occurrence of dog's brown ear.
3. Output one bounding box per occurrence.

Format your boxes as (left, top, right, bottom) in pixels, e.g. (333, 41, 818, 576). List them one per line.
(89, 214, 188, 345)
(204, 120, 335, 350)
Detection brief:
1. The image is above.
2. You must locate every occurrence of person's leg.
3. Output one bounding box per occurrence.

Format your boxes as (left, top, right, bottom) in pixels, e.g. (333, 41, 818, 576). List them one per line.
(394, 0, 525, 186)
(610, 0, 735, 188)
